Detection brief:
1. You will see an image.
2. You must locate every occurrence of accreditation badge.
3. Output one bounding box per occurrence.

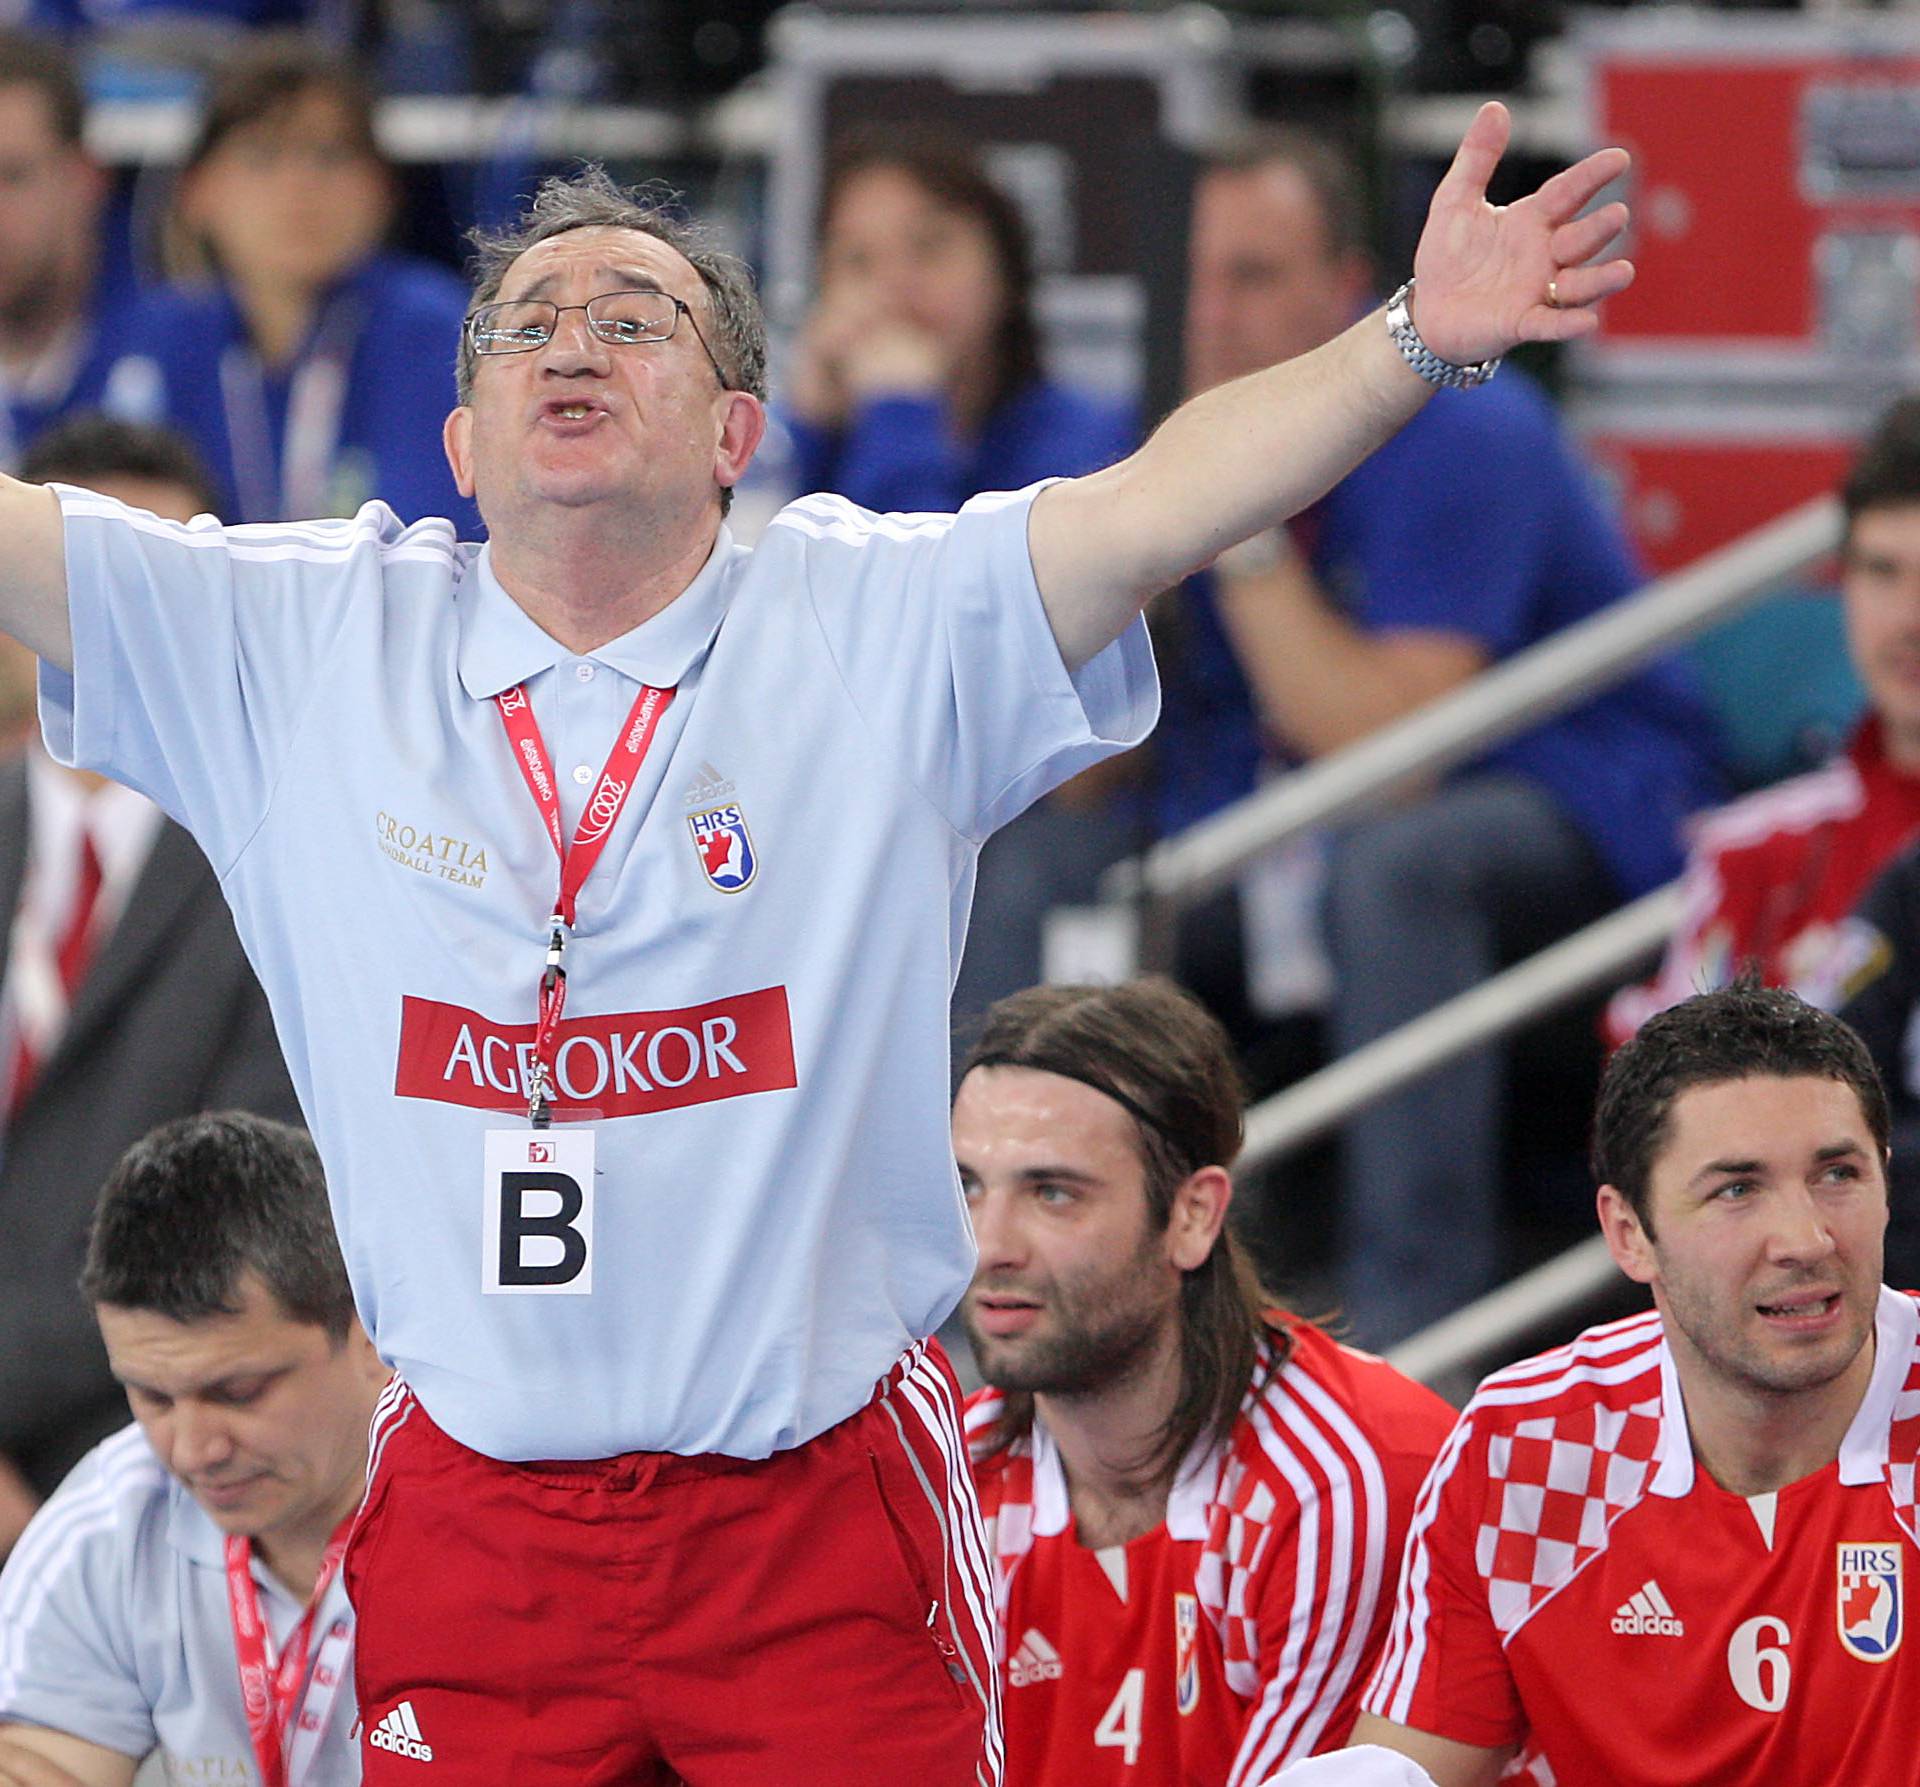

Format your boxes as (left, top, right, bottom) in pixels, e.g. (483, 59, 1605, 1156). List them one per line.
(482, 1127, 596, 1295)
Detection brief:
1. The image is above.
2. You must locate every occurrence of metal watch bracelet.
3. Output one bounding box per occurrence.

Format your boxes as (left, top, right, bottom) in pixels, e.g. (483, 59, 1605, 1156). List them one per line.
(1384, 279, 1502, 389)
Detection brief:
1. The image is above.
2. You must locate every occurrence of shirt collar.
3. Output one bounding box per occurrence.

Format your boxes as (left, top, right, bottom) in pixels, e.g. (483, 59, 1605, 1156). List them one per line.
(1650, 1284, 1915, 1498)
(1026, 1414, 1223, 1542)
(456, 528, 737, 701)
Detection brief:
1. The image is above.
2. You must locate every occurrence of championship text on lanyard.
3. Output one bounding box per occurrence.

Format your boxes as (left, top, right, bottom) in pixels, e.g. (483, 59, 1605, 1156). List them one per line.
(226, 1521, 354, 1787)
(494, 680, 676, 1126)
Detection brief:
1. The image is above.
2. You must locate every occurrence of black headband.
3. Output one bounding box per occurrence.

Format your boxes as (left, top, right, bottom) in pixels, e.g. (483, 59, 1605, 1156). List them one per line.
(963, 1053, 1183, 1153)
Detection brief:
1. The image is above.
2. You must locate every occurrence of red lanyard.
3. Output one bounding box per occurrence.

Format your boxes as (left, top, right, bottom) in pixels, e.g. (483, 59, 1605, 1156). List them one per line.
(226, 1519, 354, 1787)
(494, 679, 676, 1124)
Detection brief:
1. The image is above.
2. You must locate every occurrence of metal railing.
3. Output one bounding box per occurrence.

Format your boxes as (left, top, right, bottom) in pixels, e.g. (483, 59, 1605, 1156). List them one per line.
(1107, 492, 1846, 1385)
(1105, 493, 1842, 919)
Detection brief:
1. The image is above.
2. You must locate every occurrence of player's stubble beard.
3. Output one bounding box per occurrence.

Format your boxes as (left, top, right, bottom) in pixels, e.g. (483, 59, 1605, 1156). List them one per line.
(1657, 1251, 1878, 1400)
(966, 1228, 1177, 1399)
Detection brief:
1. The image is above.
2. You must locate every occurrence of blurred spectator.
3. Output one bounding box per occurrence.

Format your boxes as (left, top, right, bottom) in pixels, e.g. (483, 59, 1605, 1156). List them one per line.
(0, 412, 299, 1562)
(1162, 127, 1722, 1346)
(103, 33, 478, 530)
(1609, 396, 1920, 1043)
(0, 29, 139, 467)
(1833, 837, 1920, 1291)
(0, 1112, 381, 1787)
(785, 131, 1133, 514)
(784, 131, 1139, 1015)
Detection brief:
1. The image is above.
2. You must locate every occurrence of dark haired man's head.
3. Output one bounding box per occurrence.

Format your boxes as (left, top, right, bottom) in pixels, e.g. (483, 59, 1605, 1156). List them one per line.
(21, 413, 221, 521)
(1843, 396, 1920, 536)
(1594, 981, 1889, 1231)
(1839, 396, 1920, 771)
(1594, 983, 1890, 1425)
(85, 1111, 352, 1333)
(1185, 125, 1373, 396)
(955, 978, 1277, 1479)
(0, 29, 104, 337)
(84, 1114, 385, 1561)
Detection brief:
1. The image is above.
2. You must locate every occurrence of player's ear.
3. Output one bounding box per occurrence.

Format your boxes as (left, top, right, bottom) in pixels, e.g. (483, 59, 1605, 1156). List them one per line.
(1166, 1166, 1232, 1273)
(1597, 1183, 1656, 1285)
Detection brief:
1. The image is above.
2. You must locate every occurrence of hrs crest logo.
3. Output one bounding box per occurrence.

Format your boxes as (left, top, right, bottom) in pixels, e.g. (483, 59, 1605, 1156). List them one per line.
(1838, 1543, 1903, 1661)
(1173, 1592, 1201, 1715)
(688, 803, 757, 892)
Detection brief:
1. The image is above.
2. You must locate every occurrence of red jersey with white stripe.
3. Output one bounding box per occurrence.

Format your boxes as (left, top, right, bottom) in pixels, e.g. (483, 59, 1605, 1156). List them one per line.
(967, 1315, 1454, 1786)
(1605, 719, 1920, 1047)
(1366, 1289, 1920, 1786)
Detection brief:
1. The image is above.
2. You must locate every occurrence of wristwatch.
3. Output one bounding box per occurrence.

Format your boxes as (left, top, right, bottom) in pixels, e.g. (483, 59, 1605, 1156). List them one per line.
(1384, 279, 1502, 390)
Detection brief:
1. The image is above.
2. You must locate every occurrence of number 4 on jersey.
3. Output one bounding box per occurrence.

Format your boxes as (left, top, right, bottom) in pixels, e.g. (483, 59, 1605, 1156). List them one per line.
(1095, 1669, 1145, 1766)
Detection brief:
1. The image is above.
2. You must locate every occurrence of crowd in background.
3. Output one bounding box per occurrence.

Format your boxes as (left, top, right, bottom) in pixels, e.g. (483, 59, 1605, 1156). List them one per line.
(1, 0, 1919, 1558)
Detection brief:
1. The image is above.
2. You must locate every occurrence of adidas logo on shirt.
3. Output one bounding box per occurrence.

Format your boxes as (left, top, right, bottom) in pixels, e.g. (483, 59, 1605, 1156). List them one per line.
(1009, 1628, 1064, 1687)
(1611, 1579, 1685, 1637)
(369, 1700, 435, 1762)
(682, 761, 736, 807)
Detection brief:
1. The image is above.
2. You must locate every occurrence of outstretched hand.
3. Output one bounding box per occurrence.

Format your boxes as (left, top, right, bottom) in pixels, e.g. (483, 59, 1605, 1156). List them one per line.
(1408, 101, 1633, 367)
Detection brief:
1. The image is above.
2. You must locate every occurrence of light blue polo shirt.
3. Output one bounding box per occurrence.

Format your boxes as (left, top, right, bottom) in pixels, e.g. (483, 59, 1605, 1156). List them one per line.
(42, 485, 1157, 1460)
(0, 1425, 358, 1782)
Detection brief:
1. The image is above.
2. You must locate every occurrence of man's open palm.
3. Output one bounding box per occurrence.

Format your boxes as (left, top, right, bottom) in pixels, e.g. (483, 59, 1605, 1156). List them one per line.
(1410, 100, 1634, 366)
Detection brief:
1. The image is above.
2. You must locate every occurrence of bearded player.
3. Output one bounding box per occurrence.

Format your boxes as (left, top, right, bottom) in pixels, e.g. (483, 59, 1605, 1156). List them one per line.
(958, 979, 1454, 1786)
(1354, 980, 1920, 1783)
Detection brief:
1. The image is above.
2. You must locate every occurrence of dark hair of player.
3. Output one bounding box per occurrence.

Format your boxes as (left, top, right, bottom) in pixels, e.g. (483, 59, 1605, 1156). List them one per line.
(1197, 122, 1370, 263)
(1591, 977, 1890, 1237)
(1843, 394, 1920, 539)
(0, 27, 84, 148)
(959, 976, 1285, 1481)
(83, 1112, 357, 1342)
(20, 412, 222, 518)
(819, 127, 1044, 423)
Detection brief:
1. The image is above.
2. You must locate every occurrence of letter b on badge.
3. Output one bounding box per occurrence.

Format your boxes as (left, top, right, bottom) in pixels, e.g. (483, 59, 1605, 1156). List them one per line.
(483, 1129, 595, 1293)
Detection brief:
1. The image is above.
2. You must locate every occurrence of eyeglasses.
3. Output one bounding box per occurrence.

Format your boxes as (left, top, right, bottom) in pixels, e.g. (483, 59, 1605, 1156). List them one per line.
(465, 290, 728, 385)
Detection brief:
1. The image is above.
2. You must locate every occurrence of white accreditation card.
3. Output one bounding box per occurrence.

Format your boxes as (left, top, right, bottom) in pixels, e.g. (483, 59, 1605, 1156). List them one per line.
(482, 1127, 597, 1295)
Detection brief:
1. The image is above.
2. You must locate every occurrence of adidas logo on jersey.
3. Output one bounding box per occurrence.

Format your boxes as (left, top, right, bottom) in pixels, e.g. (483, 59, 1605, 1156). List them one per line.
(369, 1700, 435, 1762)
(1009, 1628, 1064, 1686)
(1611, 1579, 1685, 1637)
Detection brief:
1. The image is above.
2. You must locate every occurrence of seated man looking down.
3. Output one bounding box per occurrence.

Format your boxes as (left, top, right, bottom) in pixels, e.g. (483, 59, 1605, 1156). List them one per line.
(1353, 982, 1920, 1784)
(0, 1112, 387, 1787)
(959, 979, 1454, 1786)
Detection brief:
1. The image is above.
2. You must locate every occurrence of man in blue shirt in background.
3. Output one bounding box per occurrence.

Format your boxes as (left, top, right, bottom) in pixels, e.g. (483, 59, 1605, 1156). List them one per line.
(1167, 127, 1724, 1346)
(0, 32, 140, 469)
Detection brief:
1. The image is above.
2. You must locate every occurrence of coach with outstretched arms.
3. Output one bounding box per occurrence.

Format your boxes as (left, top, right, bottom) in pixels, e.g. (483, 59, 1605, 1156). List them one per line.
(0, 105, 1626, 1785)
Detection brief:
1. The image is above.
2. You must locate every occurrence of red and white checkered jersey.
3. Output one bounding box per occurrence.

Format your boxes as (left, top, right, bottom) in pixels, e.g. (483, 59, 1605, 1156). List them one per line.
(967, 1315, 1453, 1787)
(1366, 1288, 1920, 1785)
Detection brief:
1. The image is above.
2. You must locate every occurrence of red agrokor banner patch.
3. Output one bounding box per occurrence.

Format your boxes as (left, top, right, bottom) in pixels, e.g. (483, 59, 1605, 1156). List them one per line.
(395, 987, 797, 1119)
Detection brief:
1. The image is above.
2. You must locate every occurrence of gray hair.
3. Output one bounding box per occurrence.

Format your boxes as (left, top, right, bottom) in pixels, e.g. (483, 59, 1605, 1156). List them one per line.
(457, 165, 767, 409)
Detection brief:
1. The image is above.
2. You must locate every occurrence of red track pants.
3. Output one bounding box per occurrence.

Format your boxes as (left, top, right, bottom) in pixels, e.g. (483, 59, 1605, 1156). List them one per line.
(348, 1341, 1002, 1785)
